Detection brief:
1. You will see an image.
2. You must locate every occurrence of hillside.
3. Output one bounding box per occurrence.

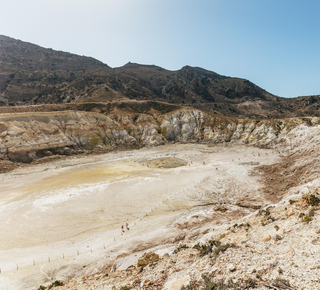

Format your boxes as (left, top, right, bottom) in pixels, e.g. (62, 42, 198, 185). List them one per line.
(1, 35, 320, 118)
(1, 103, 320, 289)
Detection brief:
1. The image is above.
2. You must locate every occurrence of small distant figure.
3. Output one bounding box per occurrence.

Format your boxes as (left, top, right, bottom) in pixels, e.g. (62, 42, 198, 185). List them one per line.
(203, 161, 206, 165)
(126, 222, 129, 231)
(121, 225, 125, 233)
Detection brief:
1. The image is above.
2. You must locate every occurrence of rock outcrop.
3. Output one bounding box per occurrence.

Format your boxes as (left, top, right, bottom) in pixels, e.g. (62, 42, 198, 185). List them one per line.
(1, 104, 319, 163)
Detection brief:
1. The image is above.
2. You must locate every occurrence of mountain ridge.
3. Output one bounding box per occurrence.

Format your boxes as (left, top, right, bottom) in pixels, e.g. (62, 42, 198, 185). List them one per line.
(1, 35, 320, 118)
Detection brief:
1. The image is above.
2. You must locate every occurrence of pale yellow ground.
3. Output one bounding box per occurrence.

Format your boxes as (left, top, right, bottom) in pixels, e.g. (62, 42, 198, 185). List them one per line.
(0, 144, 280, 289)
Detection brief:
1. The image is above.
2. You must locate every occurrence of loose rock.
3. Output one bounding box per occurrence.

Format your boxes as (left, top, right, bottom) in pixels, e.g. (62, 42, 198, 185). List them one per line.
(263, 234, 271, 242)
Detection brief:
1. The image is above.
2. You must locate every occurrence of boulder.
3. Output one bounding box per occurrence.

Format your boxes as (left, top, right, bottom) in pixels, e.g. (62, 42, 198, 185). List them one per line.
(286, 208, 295, 217)
(137, 252, 159, 269)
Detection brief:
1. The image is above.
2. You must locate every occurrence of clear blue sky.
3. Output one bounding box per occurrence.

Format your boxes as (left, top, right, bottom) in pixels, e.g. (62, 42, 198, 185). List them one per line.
(2, 0, 320, 98)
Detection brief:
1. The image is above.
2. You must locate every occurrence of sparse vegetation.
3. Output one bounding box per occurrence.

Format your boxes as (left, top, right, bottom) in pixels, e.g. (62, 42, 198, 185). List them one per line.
(308, 194, 320, 206)
(119, 286, 131, 290)
(193, 240, 231, 257)
(182, 276, 249, 290)
(300, 208, 315, 223)
(173, 244, 189, 254)
(289, 199, 297, 205)
(47, 280, 64, 289)
(302, 215, 312, 223)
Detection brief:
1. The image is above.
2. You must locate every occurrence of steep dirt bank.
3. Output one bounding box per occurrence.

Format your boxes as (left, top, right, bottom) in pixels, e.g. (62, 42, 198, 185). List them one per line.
(0, 103, 318, 166)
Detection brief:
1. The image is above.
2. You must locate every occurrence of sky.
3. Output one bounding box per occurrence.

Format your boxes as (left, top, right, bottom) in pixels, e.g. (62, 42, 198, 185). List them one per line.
(1, 0, 320, 98)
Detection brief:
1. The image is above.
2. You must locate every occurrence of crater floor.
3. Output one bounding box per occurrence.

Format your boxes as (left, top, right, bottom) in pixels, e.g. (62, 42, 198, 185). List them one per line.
(0, 144, 280, 289)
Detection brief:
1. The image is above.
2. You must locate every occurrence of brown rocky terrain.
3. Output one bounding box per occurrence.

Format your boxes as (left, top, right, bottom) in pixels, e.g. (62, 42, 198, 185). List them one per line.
(1, 35, 320, 119)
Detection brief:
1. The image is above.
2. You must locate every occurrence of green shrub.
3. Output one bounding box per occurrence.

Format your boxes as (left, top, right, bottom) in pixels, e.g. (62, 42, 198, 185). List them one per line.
(193, 240, 230, 257)
(302, 215, 312, 223)
(309, 194, 320, 206)
(48, 280, 64, 289)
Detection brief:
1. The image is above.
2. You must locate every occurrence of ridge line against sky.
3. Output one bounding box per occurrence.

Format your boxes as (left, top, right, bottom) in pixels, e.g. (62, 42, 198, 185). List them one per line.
(1, 0, 320, 98)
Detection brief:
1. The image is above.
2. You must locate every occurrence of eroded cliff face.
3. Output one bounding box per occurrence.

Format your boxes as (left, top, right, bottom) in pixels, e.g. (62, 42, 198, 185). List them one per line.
(0, 107, 319, 163)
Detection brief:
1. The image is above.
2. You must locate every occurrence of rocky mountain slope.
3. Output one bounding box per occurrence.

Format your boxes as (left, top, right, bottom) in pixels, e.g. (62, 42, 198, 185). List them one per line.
(1, 35, 320, 118)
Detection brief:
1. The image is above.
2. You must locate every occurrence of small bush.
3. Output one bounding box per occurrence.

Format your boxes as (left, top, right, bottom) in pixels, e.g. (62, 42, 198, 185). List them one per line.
(274, 235, 282, 241)
(202, 276, 239, 290)
(309, 209, 315, 217)
(308, 194, 320, 206)
(300, 209, 314, 223)
(48, 280, 64, 289)
(258, 208, 271, 216)
(208, 240, 221, 247)
(193, 240, 230, 257)
(199, 243, 213, 257)
(303, 215, 312, 223)
(193, 243, 201, 251)
(173, 244, 189, 254)
(244, 278, 257, 288)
